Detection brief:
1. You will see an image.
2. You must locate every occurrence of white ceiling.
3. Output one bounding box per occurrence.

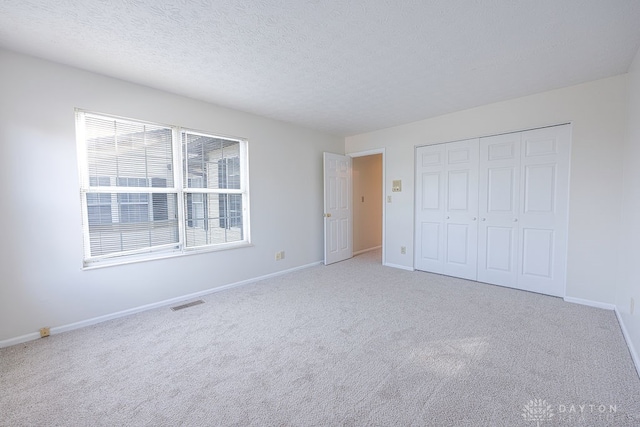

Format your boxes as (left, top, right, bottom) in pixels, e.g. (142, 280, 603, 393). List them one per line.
(1, 1, 640, 137)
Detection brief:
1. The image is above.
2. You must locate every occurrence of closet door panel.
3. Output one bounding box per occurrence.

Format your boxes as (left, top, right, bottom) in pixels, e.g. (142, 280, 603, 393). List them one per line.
(442, 139, 479, 280)
(446, 223, 470, 264)
(420, 222, 441, 262)
(485, 226, 514, 271)
(447, 170, 471, 210)
(415, 144, 446, 274)
(517, 125, 570, 297)
(415, 139, 479, 280)
(478, 133, 521, 287)
(521, 228, 554, 278)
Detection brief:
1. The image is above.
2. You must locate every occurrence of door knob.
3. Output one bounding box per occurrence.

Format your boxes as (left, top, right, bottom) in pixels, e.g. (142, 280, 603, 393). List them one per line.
(472, 217, 477, 221)
(446, 216, 450, 219)
(481, 218, 486, 221)
(513, 218, 518, 222)
(324, 213, 332, 218)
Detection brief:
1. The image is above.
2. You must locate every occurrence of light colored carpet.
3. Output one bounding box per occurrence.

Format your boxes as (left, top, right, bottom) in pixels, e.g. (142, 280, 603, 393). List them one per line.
(1, 250, 639, 426)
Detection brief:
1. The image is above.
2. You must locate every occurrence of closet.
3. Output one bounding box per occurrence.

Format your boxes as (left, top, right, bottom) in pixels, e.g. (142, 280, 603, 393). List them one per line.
(414, 124, 570, 297)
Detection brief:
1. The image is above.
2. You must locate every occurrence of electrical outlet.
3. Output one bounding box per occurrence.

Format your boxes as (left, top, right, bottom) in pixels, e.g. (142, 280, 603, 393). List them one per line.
(631, 297, 635, 315)
(40, 327, 50, 338)
(387, 195, 392, 203)
(400, 246, 406, 255)
(275, 251, 285, 261)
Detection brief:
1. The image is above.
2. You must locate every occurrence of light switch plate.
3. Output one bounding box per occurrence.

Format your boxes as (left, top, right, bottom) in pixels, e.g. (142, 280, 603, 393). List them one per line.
(392, 180, 402, 192)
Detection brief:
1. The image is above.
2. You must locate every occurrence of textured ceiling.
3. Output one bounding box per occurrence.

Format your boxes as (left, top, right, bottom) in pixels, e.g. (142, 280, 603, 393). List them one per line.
(1, 1, 640, 136)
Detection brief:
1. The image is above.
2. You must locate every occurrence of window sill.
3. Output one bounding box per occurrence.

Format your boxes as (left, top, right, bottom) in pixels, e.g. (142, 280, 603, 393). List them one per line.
(81, 241, 253, 271)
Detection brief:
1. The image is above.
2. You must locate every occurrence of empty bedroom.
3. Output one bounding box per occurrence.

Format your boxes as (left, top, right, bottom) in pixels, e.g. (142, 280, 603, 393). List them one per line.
(1, 1, 640, 426)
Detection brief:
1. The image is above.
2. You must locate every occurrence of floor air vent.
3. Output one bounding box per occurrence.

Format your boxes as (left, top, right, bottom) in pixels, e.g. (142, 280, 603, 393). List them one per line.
(170, 300, 205, 311)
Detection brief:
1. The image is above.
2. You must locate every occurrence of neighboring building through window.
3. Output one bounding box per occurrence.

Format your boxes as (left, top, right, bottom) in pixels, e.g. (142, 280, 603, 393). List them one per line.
(117, 177, 150, 223)
(218, 157, 243, 229)
(76, 111, 249, 267)
(86, 176, 112, 226)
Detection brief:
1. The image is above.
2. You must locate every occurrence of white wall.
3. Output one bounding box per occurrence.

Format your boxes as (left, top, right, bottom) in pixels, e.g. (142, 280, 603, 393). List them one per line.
(352, 154, 382, 253)
(346, 75, 627, 304)
(618, 46, 640, 361)
(0, 49, 343, 343)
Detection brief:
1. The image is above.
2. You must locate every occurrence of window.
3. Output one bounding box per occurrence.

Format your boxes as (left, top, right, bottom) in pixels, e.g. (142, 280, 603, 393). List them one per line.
(182, 131, 246, 248)
(76, 111, 249, 267)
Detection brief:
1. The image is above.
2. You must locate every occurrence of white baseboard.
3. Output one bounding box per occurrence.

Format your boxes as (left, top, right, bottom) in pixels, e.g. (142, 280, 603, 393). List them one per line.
(384, 262, 414, 272)
(563, 296, 616, 311)
(564, 297, 639, 379)
(353, 246, 382, 256)
(614, 307, 640, 379)
(0, 260, 322, 349)
(0, 332, 42, 349)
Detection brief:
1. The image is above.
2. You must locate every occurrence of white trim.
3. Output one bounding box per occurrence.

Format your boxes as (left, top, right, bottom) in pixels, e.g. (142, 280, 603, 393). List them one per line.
(562, 123, 574, 299)
(563, 296, 616, 310)
(414, 122, 573, 149)
(614, 307, 640, 379)
(564, 296, 640, 378)
(0, 260, 322, 349)
(384, 262, 414, 271)
(83, 241, 253, 270)
(347, 148, 386, 265)
(353, 245, 382, 256)
(0, 332, 42, 349)
(348, 148, 385, 157)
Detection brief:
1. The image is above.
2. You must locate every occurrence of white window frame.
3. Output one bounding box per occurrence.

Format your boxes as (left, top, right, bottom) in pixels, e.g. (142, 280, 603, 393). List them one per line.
(76, 110, 251, 269)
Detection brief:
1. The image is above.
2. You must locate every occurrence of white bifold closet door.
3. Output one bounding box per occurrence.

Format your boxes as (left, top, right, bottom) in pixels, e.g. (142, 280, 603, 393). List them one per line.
(477, 132, 522, 287)
(478, 125, 570, 296)
(416, 124, 570, 298)
(415, 139, 479, 280)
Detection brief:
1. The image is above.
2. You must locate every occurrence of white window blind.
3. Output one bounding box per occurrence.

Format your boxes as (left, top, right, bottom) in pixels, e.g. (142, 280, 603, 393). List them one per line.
(76, 111, 249, 267)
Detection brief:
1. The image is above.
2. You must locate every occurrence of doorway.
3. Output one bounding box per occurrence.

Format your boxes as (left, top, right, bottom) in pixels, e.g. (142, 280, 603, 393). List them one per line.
(351, 151, 384, 263)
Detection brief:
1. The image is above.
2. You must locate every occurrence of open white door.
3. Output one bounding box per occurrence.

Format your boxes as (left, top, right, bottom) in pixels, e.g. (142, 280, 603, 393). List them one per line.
(324, 152, 353, 265)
